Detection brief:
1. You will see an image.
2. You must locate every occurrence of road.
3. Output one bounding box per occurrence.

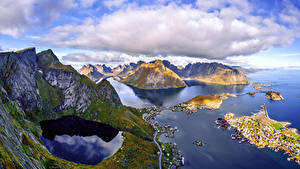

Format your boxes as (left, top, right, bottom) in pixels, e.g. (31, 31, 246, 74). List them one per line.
(154, 130, 162, 169)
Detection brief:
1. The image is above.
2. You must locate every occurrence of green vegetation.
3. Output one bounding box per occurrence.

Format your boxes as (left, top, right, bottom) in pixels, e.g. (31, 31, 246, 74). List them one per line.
(272, 123, 284, 130)
(290, 133, 300, 141)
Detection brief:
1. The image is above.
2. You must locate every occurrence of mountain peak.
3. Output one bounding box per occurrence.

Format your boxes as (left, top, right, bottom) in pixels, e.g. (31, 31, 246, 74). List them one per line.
(122, 60, 186, 89)
(154, 59, 163, 65)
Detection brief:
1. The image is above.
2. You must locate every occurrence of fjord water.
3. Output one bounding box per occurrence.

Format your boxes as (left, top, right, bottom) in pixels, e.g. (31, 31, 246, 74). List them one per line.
(109, 69, 300, 169)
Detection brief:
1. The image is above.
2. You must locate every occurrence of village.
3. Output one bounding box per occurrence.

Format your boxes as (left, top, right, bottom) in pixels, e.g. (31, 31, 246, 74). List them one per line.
(141, 106, 184, 168)
(224, 105, 300, 165)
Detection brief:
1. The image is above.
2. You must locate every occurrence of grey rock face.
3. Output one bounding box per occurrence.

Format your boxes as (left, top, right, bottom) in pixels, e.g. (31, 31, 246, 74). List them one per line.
(44, 69, 97, 112)
(0, 48, 41, 112)
(97, 79, 122, 108)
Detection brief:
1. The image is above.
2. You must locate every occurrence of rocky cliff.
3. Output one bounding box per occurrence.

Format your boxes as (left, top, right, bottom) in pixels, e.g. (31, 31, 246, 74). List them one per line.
(0, 48, 158, 168)
(121, 60, 186, 89)
(0, 48, 41, 113)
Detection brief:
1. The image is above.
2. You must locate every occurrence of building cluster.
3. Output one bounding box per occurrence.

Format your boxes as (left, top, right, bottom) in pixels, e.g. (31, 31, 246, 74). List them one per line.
(161, 142, 184, 168)
(225, 113, 300, 165)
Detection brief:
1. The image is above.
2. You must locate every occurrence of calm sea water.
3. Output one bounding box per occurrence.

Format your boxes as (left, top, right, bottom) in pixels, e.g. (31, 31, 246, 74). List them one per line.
(109, 69, 300, 169)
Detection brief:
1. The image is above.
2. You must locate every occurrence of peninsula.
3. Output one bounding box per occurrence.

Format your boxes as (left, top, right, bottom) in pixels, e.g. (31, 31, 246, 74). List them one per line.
(224, 105, 300, 165)
(171, 93, 236, 112)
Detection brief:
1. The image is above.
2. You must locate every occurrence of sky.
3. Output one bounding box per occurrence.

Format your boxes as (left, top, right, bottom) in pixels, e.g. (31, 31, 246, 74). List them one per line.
(0, 0, 300, 69)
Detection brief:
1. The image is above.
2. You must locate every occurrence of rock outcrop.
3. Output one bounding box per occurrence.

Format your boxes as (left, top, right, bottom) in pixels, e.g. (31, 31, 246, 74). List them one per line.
(121, 60, 186, 89)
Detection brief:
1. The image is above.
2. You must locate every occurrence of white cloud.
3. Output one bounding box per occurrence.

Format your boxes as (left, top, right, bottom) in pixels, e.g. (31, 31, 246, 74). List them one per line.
(103, 0, 127, 8)
(0, 0, 77, 38)
(42, 2, 296, 59)
(225, 53, 300, 69)
(279, 0, 300, 38)
(62, 51, 223, 69)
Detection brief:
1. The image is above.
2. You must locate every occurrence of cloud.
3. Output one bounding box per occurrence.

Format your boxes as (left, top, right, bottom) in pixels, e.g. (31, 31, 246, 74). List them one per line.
(62, 52, 127, 63)
(225, 53, 300, 69)
(103, 0, 127, 8)
(62, 51, 223, 69)
(80, 0, 97, 8)
(42, 1, 296, 59)
(0, 0, 77, 38)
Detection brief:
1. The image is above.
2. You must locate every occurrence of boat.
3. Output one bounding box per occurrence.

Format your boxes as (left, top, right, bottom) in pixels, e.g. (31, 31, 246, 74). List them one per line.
(193, 140, 206, 147)
(215, 118, 230, 127)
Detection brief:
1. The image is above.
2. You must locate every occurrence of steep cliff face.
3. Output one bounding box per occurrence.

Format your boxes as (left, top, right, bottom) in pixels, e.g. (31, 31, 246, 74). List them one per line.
(121, 60, 186, 89)
(163, 61, 249, 85)
(38, 50, 101, 114)
(97, 79, 122, 108)
(0, 48, 40, 113)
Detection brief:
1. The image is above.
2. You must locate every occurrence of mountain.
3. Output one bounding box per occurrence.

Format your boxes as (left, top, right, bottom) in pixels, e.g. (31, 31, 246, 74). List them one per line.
(0, 48, 158, 168)
(117, 61, 145, 77)
(162, 60, 249, 85)
(79, 61, 145, 82)
(95, 64, 112, 75)
(121, 60, 186, 89)
(79, 64, 104, 81)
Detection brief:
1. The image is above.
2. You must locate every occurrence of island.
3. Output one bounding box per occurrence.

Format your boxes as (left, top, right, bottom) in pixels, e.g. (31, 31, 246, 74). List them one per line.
(171, 93, 236, 112)
(224, 105, 300, 165)
(249, 82, 284, 101)
(252, 82, 271, 90)
(247, 92, 257, 96)
(264, 91, 285, 101)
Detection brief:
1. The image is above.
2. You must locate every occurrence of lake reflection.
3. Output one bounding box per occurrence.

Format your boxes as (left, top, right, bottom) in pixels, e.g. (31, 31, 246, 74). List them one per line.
(41, 132, 123, 165)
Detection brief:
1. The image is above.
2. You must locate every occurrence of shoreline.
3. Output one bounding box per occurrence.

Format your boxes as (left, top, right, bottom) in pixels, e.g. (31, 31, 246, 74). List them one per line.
(141, 106, 184, 168)
(224, 105, 300, 165)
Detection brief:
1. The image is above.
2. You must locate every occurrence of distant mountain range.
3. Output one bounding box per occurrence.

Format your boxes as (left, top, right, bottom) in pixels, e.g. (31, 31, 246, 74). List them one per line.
(80, 59, 249, 89)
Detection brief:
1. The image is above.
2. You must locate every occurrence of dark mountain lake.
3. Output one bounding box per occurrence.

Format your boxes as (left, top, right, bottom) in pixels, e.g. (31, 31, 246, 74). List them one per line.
(40, 115, 123, 165)
(108, 69, 300, 169)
